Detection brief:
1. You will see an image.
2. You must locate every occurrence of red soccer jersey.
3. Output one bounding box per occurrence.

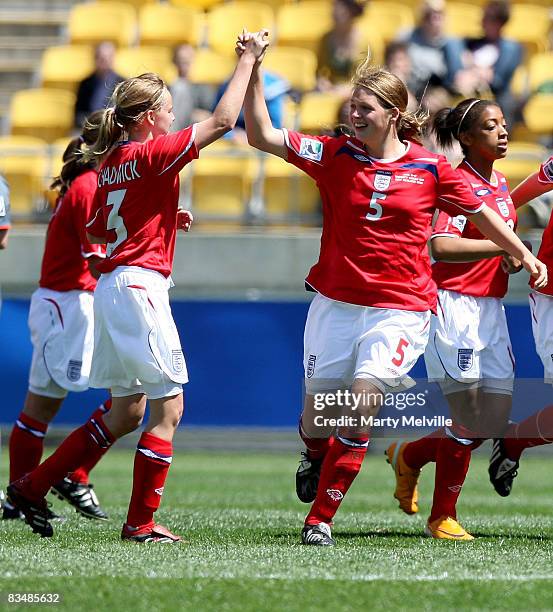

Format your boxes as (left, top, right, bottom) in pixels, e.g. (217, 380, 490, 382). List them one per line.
(86, 125, 198, 277)
(431, 161, 517, 298)
(40, 170, 105, 292)
(531, 155, 553, 295)
(283, 130, 484, 312)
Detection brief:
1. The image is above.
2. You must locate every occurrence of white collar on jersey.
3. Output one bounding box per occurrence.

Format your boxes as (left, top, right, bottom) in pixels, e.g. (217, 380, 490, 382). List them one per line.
(346, 140, 410, 163)
(462, 159, 499, 188)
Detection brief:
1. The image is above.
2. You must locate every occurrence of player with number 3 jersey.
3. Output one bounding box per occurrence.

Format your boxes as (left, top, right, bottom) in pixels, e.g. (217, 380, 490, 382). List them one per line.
(9, 31, 269, 542)
(240, 38, 547, 546)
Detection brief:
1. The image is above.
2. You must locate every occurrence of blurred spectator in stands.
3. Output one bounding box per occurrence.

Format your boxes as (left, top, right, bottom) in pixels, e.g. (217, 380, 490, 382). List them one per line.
(170, 44, 216, 131)
(213, 71, 289, 144)
(384, 42, 418, 110)
(460, 0, 522, 128)
(316, 0, 368, 94)
(74, 42, 124, 128)
(0, 176, 10, 251)
(399, 0, 464, 99)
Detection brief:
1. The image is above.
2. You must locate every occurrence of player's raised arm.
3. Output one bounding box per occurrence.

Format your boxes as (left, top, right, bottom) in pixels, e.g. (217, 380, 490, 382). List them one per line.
(242, 40, 286, 158)
(511, 158, 553, 209)
(194, 30, 269, 151)
(468, 205, 547, 287)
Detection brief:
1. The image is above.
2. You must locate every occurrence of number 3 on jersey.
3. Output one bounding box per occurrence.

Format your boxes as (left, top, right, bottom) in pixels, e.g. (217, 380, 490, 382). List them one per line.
(106, 189, 128, 256)
(366, 192, 386, 221)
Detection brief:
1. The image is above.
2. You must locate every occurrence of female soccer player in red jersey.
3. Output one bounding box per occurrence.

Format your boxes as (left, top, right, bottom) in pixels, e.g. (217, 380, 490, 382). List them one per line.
(239, 32, 547, 545)
(9, 31, 269, 542)
(386, 98, 529, 540)
(485, 155, 553, 497)
(4, 112, 111, 523)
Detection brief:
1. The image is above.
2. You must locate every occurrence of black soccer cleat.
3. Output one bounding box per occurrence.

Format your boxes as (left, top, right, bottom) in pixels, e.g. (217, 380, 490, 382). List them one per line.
(296, 451, 322, 503)
(301, 522, 335, 546)
(489, 438, 519, 497)
(51, 478, 108, 520)
(2, 495, 24, 520)
(6, 482, 53, 537)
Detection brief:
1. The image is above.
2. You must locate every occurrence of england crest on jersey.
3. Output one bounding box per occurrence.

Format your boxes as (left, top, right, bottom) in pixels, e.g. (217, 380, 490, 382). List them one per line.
(457, 349, 474, 372)
(67, 360, 82, 382)
(299, 138, 323, 162)
(496, 197, 510, 218)
(374, 170, 392, 191)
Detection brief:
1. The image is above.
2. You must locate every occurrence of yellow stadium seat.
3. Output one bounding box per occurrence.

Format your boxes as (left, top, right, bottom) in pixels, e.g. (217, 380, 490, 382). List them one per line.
(445, 3, 482, 38)
(69, 2, 136, 47)
(207, 2, 275, 57)
(0, 136, 49, 215)
(360, 3, 415, 44)
(114, 46, 176, 83)
(170, 0, 221, 10)
(41, 45, 94, 92)
(264, 47, 317, 92)
(528, 53, 553, 93)
(504, 5, 550, 56)
(523, 94, 553, 136)
(188, 49, 236, 85)
(188, 142, 257, 218)
(495, 141, 549, 188)
(10, 89, 76, 143)
(139, 4, 203, 48)
(262, 154, 320, 217)
(98, 0, 155, 7)
(510, 65, 528, 98)
(298, 92, 345, 133)
(276, 1, 333, 51)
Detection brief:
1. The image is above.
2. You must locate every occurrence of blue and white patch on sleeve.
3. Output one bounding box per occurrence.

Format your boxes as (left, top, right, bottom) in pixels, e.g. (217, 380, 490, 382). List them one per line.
(299, 138, 323, 162)
(542, 158, 553, 183)
(0, 195, 5, 217)
(452, 215, 467, 232)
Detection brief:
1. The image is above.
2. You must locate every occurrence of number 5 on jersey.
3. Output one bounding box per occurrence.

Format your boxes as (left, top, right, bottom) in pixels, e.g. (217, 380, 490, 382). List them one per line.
(106, 189, 128, 256)
(366, 192, 385, 221)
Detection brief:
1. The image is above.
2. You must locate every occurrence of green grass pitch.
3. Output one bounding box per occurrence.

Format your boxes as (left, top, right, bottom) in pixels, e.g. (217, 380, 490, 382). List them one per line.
(1, 446, 553, 611)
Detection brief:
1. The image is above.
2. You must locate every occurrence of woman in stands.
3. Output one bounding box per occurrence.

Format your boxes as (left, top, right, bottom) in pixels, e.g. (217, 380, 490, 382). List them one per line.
(9, 31, 269, 542)
(240, 33, 547, 545)
(387, 98, 526, 540)
(485, 154, 553, 497)
(4, 112, 110, 523)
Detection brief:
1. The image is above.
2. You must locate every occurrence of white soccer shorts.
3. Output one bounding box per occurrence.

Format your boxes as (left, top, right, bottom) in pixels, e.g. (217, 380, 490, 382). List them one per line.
(89, 266, 187, 399)
(529, 291, 553, 384)
(425, 289, 514, 395)
(28, 287, 95, 398)
(303, 292, 431, 394)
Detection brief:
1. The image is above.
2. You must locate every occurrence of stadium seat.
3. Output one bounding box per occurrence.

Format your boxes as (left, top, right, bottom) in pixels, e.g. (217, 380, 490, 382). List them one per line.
(298, 92, 345, 134)
(68, 2, 137, 47)
(261, 154, 320, 218)
(114, 46, 176, 84)
(276, 1, 333, 51)
(10, 89, 76, 143)
(510, 65, 528, 98)
(360, 3, 414, 45)
(0, 136, 49, 215)
(504, 5, 550, 56)
(207, 2, 275, 57)
(263, 47, 317, 93)
(188, 49, 236, 85)
(41, 45, 94, 92)
(495, 142, 549, 188)
(445, 3, 482, 38)
(188, 142, 257, 218)
(99, 0, 155, 7)
(139, 4, 203, 48)
(528, 53, 553, 93)
(170, 0, 221, 10)
(522, 94, 553, 136)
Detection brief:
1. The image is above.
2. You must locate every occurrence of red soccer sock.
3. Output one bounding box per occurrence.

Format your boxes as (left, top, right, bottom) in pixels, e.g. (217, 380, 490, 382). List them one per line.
(504, 405, 553, 460)
(402, 428, 443, 470)
(305, 436, 368, 526)
(23, 414, 114, 501)
(126, 432, 173, 531)
(429, 435, 483, 523)
(9, 412, 48, 483)
(299, 421, 334, 461)
(69, 398, 112, 485)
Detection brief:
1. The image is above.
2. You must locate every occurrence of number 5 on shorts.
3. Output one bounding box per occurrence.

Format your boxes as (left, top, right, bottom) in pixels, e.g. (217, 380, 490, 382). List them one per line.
(106, 189, 128, 256)
(392, 338, 409, 366)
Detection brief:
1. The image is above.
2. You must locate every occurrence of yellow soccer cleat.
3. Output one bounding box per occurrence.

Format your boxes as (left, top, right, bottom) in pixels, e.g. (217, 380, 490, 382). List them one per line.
(424, 516, 474, 541)
(385, 441, 420, 515)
